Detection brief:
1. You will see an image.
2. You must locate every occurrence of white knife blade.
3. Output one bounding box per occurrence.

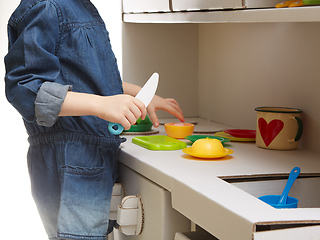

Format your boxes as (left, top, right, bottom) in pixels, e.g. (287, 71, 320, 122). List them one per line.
(135, 72, 159, 107)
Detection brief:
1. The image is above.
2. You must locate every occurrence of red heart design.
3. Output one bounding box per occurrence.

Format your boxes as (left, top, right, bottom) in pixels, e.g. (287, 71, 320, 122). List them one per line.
(258, 118, 284, 147)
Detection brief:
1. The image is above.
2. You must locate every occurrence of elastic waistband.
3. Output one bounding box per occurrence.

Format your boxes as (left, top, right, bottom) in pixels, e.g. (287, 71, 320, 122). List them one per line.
(28, 131, 126, 147)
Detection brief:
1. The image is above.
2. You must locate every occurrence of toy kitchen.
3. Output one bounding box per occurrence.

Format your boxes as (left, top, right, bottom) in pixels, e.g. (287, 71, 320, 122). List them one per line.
(111, 1, 320, 239)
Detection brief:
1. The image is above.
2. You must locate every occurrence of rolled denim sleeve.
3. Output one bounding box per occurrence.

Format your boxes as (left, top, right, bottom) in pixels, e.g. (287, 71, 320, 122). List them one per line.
(4, 1, 62, 124)
(35, 82, 72, 127)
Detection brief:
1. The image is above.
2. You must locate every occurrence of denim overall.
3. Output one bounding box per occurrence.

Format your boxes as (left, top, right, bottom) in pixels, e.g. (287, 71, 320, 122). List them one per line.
(5, 0, 124, 239)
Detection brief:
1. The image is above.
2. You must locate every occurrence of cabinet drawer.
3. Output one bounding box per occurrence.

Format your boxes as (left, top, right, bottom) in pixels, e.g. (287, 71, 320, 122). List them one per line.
(172, 0, 280, 11)
(122, 0, 171, 13)
(175, 231, 218, 240)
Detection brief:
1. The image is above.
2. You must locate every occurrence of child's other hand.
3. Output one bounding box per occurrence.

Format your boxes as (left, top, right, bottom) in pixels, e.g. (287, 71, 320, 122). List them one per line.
(147, 95, 185, 128)
(97, 94, 147, 130)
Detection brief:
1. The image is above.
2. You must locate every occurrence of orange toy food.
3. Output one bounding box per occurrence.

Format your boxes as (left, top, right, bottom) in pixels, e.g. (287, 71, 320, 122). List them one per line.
(165, 123, 194, 139)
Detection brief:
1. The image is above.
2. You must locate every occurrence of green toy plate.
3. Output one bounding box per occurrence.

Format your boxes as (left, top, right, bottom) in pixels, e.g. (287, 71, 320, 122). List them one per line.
(124, 116, 153, 132)
(185, 135, 230, 144)
(303, 0, 320, 4)
(132, 135, 187, 151)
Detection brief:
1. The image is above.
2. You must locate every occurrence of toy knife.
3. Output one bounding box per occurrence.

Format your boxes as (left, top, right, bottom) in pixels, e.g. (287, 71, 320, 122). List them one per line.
(108, 72, 159, 135)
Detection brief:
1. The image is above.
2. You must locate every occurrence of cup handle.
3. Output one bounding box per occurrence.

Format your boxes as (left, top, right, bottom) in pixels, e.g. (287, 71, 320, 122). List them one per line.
(294, 116, 303, 141)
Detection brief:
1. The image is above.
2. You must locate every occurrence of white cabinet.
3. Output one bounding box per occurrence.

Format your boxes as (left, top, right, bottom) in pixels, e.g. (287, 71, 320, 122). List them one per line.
(117, 124, 320, 240)
(116, 163, 191, 240)
(120, 3, 320, 240)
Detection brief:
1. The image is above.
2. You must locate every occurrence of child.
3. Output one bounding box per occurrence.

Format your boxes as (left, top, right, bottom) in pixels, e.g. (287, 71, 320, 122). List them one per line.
(4, 0, 184, 239)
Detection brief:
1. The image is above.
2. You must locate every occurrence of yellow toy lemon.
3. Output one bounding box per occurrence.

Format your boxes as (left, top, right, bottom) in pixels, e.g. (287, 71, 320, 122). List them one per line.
(192, 138, 225, 155)
(183, 138, 233, 159)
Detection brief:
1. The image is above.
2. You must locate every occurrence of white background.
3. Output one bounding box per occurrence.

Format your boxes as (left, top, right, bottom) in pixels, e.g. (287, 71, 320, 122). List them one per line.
(0, 0, 122, 238)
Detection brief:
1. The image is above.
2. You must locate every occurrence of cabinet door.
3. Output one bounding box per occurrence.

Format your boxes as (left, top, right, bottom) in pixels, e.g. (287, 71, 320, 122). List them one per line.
(116, 163, 191, 240)
(122, 0, 171, 13)
(253, 225, 320, 240)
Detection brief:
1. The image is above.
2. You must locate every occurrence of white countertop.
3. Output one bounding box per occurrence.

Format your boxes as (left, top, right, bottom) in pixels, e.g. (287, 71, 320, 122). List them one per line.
(118, 118, 320, 239)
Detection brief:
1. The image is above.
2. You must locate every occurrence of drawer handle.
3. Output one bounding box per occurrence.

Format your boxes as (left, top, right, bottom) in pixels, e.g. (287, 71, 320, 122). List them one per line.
(117, 195, 144, 235)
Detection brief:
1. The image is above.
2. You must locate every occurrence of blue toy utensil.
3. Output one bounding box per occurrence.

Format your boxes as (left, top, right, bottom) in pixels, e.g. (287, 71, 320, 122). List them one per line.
(278, 167, 300, 206)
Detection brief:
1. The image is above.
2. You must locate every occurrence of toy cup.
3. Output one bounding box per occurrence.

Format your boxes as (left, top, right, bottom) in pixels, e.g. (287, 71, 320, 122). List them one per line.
(255, 107, 303, 150)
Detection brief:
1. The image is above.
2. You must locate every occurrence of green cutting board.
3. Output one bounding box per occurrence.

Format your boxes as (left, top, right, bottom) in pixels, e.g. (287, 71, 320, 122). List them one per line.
(132, 135, 187, 151)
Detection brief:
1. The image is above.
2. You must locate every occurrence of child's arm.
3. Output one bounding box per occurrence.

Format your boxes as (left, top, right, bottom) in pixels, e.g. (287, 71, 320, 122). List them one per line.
(59, 91, 147, 130)
(59, 81, 185, 129)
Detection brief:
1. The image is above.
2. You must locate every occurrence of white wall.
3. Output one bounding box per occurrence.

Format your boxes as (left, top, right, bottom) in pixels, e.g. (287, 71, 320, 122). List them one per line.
(198, 22, 320, 153)
(122, 23, 199, 119)
(92, 0, 123, 74)
(0, 1, 122, 239)
(0, 1, 43, 239)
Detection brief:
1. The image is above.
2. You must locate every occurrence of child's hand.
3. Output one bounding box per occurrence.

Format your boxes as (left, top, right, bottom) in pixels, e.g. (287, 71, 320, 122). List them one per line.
(147, 95, 185, 127)
(60, 92, 147, 130)
(97, 94, 147, 130)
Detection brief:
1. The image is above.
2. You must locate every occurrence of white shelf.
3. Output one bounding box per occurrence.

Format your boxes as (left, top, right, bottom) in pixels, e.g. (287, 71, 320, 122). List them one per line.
(123, 6, 320, 23)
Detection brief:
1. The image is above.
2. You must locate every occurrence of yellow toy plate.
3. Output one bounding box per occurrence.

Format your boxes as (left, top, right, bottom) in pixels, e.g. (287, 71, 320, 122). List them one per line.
(182, 147, 233, 159)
